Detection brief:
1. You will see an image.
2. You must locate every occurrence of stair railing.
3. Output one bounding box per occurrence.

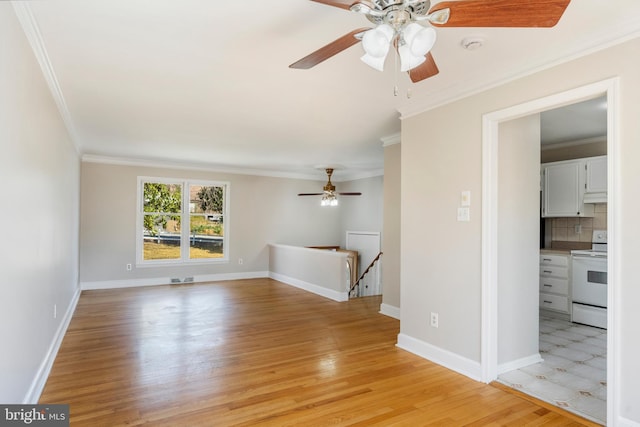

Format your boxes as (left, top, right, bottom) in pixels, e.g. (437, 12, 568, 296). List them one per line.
(349, 252, 382, 298)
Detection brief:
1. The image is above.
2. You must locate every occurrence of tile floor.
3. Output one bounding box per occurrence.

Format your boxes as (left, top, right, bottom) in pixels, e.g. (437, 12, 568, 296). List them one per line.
(498, 315, 607, 425)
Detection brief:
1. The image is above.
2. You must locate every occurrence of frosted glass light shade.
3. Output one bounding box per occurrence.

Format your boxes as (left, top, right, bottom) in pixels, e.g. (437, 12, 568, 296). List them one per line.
(361, 53, 387, 71)
(403, 23, 436, 56)
(398, 44, 426, 71)
(360, 24, 394, 71)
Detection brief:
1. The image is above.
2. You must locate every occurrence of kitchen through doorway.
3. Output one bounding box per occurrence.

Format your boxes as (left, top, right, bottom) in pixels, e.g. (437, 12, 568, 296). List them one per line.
(481, 79, 617, 425)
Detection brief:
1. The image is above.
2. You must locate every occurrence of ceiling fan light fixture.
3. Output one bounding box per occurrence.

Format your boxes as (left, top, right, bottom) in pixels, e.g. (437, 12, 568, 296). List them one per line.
(403, 24, 437, 56)
(360, 24, 394, 71)
(321, 191, 338, 207)
(398, 44, 426, 71)
(360, 52, 387, 71)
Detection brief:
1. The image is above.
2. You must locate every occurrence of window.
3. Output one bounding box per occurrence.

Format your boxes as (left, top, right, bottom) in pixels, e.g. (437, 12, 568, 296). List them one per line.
(137, 177, 229, 265)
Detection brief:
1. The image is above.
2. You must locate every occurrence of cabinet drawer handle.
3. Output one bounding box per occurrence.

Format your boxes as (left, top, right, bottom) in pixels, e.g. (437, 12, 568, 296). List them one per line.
(542, 258, 552, 261)
(543, 300, 553, 304)
(543, 270, 553, 273)
(543, 284, 552, 287)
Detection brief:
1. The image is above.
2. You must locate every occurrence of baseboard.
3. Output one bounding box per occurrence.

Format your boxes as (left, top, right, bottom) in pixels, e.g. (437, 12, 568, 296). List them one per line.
(618, 416, 640, 427)
(497, 353, 543, 375)
(379, 303, 400, 319)
(396, 333, 482, 382)
(269, 272, 348, 302)
(24, 287, 81, 404)
(81, 271, 269, 290)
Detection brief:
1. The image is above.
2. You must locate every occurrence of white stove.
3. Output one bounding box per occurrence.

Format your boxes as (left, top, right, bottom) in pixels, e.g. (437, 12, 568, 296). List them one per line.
(571, 230, 608, 329)
(570, 230, 607, 257)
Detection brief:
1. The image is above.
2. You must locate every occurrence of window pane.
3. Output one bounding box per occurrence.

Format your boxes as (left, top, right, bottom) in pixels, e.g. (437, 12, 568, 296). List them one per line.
(189, 214, 224, 259)
(189, 184, 224, 259)
(143, 183, 181, 213)
(143, 214, 181, 260)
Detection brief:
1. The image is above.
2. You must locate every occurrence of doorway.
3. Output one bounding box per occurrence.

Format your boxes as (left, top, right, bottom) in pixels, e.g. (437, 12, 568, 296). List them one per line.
(481, 78, 619, 425)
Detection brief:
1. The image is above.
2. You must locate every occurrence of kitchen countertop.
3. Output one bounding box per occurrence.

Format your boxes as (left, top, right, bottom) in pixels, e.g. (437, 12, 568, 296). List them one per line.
(540, 249, 572, 255)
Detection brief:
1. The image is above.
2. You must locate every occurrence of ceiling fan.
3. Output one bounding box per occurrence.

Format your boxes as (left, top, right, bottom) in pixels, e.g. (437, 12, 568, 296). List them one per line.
(298, 168, 362, 206)
(290, 0, 571, 83)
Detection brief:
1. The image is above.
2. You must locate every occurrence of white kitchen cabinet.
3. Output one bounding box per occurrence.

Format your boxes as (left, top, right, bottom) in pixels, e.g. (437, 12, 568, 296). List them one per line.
(584, 155, 607, 203)
(539, 253, 571, 314)
(541, 159, 595, 217)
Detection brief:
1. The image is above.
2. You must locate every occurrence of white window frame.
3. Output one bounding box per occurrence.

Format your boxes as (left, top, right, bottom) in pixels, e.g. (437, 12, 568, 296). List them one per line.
(136, 176, 230, 266)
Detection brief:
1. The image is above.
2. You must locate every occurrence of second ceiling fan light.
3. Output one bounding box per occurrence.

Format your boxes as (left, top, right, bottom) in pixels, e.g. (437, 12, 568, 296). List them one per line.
(361, 23, 437, 72)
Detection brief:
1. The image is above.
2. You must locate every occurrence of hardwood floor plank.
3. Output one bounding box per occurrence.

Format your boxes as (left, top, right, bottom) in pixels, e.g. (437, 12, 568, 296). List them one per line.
(39, 279, 600, 426)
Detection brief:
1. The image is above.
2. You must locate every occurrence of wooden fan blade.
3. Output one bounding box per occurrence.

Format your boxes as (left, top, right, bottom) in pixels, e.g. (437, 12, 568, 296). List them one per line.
(289, 28, 369, 69)
(429, 0, 571, 28)
(409, 52, 439, 83)
(337, 192, 362, 196)
(310, 0, 355, 10)
(298, 193, 324, 196)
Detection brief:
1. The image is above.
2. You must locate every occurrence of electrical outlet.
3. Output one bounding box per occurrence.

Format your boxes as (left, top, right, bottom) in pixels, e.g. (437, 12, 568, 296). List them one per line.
(238, 258, 243, 265)
(126, 263, 132, 271)
(430, 312, 439, 328)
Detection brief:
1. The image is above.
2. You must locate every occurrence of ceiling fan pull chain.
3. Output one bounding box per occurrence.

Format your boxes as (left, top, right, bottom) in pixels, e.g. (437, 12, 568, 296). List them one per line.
(393, 44, 399, 96)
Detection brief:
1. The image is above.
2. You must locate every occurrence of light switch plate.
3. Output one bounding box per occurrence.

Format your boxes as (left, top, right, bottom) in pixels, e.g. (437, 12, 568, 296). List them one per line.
(457, 207, 470, 222)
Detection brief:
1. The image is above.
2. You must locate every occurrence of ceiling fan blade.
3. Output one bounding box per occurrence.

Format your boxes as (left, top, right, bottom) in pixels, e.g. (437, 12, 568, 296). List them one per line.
(289, 28, 369, 69)
(298, 193, 324, 196)
(337, 192, 362, 196)
(310, 0, 355, 10)
(409, 52, 439, 83)
(429, 0, 571, 28)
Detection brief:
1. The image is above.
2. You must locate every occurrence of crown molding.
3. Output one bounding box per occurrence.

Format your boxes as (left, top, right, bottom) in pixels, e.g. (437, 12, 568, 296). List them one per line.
(381, 132, 401, 146)
(398, 29, 640, 120)
(81, 154, 383, 182)
(541, 135, 606, 151)
(12, 1, 81, 154)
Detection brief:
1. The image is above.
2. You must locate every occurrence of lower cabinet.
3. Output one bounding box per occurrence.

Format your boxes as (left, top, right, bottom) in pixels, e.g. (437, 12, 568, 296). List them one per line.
(539, 253, 570, 314)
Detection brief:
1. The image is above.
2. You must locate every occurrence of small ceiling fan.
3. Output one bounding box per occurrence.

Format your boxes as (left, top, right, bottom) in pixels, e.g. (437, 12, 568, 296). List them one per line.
(290, 0, 571, 83)
(298, 168, 362, 206)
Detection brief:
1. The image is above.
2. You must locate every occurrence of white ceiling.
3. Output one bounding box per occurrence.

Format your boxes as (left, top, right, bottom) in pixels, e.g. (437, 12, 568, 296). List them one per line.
(17, 0, 640, 181)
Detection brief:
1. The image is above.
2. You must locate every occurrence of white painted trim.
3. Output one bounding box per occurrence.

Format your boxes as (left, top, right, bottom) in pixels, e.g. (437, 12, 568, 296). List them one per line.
(481, 78, 620, 425)
(396, 333, 483, 382)
(398, 31, 640, 119)
(381, 132, 401, 147)
(497, 354, 543, 375)
(11, 1, 81, 154)
(617, 417, 640, 427)
(135, 177, 230, 267)
(269, 272, 348, 302)
(23, 287, 81, 403)
(81, 271, 269, 291)
(541, 135, 606, 151)
(82, 154, 384, 182)
(379, 303, 400, 319)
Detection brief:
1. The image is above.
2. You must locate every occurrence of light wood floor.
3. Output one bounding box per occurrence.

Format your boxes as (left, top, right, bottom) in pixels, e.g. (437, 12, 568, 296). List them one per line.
(40, 278, 600, 426)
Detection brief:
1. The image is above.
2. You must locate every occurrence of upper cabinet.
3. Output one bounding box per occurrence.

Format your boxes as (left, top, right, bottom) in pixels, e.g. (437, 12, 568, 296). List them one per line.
(541, 156, 607, 217)
(584, 156, 608, 203)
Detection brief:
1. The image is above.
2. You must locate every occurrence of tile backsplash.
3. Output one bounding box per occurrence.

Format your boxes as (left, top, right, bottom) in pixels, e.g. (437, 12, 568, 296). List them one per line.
(548, 203, 607, 243)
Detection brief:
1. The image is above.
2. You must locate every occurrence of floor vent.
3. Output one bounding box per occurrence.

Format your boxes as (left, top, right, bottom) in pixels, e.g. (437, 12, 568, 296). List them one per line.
(183, 277, 194, 283)
(170, 278, 182, 284)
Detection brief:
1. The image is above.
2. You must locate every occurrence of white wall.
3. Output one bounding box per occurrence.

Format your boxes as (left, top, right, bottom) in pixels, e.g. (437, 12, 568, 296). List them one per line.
(497, 115, 541, 367)
(400, 37, 640, 423)
(0, 5, 80, 403)
(339, 175, 384, 249)
(269, 244, 349, 301)
(382, 143, 401, 313)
